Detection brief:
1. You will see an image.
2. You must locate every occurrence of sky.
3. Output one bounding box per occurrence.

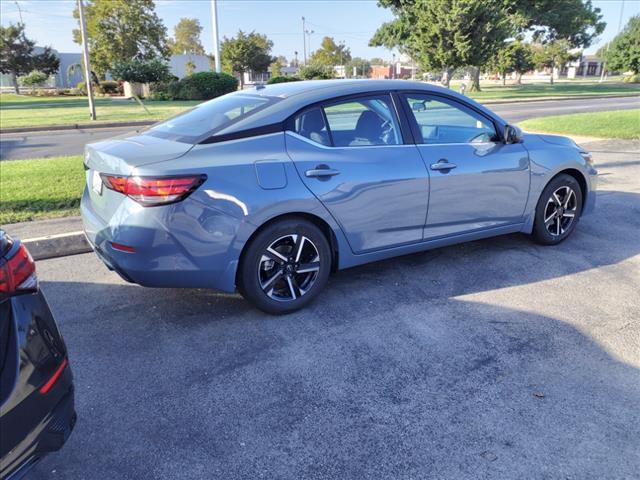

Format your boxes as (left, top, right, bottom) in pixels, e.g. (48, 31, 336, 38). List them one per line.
(1, 0, 639, 61)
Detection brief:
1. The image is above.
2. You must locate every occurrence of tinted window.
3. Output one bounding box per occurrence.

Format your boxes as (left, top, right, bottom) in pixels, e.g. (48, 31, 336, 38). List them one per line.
(294, 108, 330, 146)
(323, 95, 401, 147)
(148, 94, 279, 143)
(404, 95, 497, 144)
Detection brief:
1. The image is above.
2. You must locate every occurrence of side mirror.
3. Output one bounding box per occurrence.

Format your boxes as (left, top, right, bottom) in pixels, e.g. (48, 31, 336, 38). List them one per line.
(412, 102, 427, 112)
(504, 124, 522, 144)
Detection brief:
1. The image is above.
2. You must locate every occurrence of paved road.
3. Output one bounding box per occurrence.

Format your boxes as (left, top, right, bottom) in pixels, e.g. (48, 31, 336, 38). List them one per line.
(27, 140, 640, 479)
(1, 96, 638, 160)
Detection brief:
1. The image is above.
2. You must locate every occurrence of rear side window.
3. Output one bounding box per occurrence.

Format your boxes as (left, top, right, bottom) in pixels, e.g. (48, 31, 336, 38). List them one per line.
(294, 108, 330, 146)
(403, 94, 497, 144)
(148, 93, 280, 144)
(323, 95, 401, 147)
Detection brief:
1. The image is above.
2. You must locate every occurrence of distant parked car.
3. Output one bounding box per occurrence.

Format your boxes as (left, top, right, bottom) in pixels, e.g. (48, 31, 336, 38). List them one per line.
(0, 231, 76, 479)
(81, 80, 597, 314)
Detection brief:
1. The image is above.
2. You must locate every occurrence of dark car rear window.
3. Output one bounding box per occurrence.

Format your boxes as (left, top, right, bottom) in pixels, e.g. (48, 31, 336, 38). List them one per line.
(147, 93, 281, 144)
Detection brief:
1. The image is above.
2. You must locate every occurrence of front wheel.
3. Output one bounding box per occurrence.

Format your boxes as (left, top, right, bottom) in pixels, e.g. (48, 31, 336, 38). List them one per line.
(238, 218, 331, 314)
(532, 174, 583, 245)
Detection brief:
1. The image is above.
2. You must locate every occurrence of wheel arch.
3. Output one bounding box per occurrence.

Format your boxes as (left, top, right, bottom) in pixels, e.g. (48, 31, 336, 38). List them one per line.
(236, 212, 340, 286)
(547, 168, 588, 210)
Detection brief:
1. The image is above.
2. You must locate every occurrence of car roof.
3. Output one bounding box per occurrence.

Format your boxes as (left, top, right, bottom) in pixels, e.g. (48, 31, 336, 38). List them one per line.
(215, 79, 507, 138)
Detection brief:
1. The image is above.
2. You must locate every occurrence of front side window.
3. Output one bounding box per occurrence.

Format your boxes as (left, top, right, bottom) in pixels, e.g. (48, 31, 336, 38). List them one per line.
(404, 95, 498, 145)
(148, 94, 279, 143)
(323, 95, 402, 147)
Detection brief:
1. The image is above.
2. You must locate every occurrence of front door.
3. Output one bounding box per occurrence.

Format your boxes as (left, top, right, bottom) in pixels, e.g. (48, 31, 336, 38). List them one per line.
(401, 93, 530, 239)
(286, 94, 429, 254)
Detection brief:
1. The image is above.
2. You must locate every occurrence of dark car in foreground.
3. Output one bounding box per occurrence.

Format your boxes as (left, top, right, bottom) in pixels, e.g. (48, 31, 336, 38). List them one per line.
(0, 231, 76, 479)
(81, 79, 597, 314)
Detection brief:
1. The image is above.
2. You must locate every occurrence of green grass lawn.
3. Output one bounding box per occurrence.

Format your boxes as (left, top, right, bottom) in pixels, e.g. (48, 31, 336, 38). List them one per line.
(0, 155, 85, 224)
(0, 94, 199, 129)
(519, 109, 640, 140)
(461, 80, 640, 101)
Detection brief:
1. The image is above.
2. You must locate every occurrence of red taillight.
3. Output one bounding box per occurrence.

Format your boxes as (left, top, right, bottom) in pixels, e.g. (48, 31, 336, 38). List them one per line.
(0, 243, 37, 295)
(100, 174, 206, 207)
(39, 358, 68, 395)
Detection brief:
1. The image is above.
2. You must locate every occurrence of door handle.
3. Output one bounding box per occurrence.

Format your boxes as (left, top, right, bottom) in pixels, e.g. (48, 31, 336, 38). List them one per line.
(430, 159, 457, 171)
(305, 165, 340, 178)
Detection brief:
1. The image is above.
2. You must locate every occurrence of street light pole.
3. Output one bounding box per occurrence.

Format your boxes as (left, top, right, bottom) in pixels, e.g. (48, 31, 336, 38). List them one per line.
(302, 17, 307, 64)
(211, 0, 221, 72)
(77, 0, 96, 120)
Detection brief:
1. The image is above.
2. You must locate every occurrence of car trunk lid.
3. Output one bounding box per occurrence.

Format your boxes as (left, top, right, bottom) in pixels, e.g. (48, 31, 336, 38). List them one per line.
(83, 133, 195, 222)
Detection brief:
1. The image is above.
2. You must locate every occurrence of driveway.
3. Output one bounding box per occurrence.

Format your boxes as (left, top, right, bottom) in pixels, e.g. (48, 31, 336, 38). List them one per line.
(28, 139, 640, 479)
(1, 95, 638, 160)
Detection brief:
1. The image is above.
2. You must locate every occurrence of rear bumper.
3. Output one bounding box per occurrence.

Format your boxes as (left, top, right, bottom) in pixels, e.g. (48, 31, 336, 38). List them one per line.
(80, 187, 242, 293)
(1, 382, 76, 480)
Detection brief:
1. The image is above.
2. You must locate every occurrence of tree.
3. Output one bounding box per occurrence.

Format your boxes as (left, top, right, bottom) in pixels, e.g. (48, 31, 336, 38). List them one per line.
(345, 57, 371, 78)
(73, 0, 169, 78)
(532, 40, 576, 84)
(0, 23, 59, 94)
(19, 70, 48, 92)
(298, 64, 334, 80)
(111, 58, 171, 84)
(308, 37, 351, 66)
(598, 15, 640, 76)
(371, 0, 512, 91)
(507, 0, 605, 48)
(221, 30, 273, 88)
(370, 57, 386, 66)
(270, 60, 282, 77)
(168, 18, 205, 55)
(489, 40, 534, 85)
(371, 0, 605, 90)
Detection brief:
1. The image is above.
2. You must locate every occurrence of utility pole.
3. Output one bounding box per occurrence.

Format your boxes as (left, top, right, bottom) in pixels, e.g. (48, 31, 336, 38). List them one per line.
(77, 0, 96, 120)
(600, 0, 626, 82)
(211, 0, 221, 72)
(302, 17, 307, 64)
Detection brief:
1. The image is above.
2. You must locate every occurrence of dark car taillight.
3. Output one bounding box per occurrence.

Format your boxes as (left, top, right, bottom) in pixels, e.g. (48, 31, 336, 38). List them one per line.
(100, 174, 206, 207)
(0, 243, 37, 296)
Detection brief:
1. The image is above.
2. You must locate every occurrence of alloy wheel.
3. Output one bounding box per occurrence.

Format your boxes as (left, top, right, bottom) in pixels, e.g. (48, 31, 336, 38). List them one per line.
(258, 234, 321, 302)
(543, 186, 577, 237)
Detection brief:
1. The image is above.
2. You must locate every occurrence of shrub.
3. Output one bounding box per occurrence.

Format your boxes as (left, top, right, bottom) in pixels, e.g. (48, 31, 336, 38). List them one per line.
(267, 75, 302, 84)
(175, 71, 238, 100)
(99, 80, 122, 94)
(19, 70, 49, 88)
(623, 74, 639, 83)
(298, 64, 334, 80)
(75, 80, 102, 95)
(111, 58, 171, 84)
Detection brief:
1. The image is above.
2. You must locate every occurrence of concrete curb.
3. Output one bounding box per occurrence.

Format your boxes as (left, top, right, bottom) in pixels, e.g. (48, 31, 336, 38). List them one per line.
(1, 120, 154, 134)
(2, 93, 637, 135)
(22, 231, 92, 261)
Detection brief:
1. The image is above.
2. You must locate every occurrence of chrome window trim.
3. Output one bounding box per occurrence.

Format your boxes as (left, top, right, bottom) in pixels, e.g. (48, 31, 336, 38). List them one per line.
(285, 130, 417, 150)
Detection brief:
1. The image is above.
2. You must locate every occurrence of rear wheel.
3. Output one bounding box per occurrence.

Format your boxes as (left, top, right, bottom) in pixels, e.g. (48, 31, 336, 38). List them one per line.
(238, 218, 331, 314)
(532, 174, 583, 245)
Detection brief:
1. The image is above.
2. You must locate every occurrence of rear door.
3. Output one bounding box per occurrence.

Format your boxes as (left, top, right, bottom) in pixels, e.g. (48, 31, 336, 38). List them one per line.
(285, 93, 429, 254)
(400, 93, 530, 239)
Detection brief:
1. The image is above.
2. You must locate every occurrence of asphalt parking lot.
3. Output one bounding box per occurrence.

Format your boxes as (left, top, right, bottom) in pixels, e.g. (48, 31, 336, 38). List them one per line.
(29, 139, 639, 479)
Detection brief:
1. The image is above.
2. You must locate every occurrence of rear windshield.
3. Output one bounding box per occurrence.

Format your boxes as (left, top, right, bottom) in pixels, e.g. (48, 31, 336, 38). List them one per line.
(147, 93, 280, 144)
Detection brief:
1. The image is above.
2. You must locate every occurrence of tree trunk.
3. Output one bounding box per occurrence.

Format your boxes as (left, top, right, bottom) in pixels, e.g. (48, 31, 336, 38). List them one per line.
(441, 67, 453, 88)
(238, 72, 244, 90)
(515, 72, 522, 85)
(468, 66, 481, 92)
(11, 72, 20, 95)
(502, 71, 506, 86)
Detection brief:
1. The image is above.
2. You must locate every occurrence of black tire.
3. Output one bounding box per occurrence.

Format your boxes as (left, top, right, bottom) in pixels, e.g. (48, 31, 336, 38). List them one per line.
(238, 218, 331, 314)
(532, 174, 583, 245)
